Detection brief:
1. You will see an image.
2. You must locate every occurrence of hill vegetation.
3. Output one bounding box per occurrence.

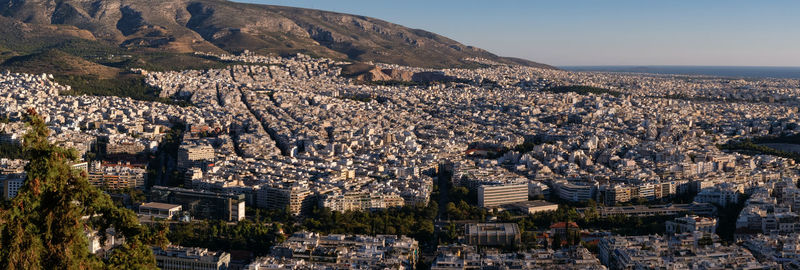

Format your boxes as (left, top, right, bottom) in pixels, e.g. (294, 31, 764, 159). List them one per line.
(1, 49, 121, 79)
(56, 74, 192, 106)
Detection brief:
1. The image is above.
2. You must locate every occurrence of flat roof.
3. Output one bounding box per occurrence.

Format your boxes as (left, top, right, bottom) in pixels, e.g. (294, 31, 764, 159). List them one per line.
(466, 223, 520, 235)
(508, 200, 558, 208)
(140, 202, 182, 210)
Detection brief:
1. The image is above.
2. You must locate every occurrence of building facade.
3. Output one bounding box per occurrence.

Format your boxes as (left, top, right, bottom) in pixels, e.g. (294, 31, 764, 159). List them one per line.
(153, 246, 230, 270)
(257, 184, 315, 215)
(139, 202, 183, 219)
(478, 183, 528, 208)
(87, 161, 147, 190)
(177, 145, 215, 170)
(464, 223, 521, 247)
(150, 186, 245, 221)
(665, 215, 717, 235)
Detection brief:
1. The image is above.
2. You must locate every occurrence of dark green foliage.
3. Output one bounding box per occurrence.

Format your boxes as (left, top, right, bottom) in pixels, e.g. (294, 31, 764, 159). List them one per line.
(439, 223, 460, 244)
(103, 53, 254, 72)
(698, 234, 714, 246)
(56, 75, 191, 106)
(513, 142, 541, 153)
(0, 27, 75, 55)
(342, 95, 374, 103)
(443, 186, 484, 221)
(0, 110, 165, 269)
(442, 186, 484, 221)
(163, 197, 438, 257)
(448, 186, 472, 204)
(167, 220, 286, 257)
(0, 143, 25, 160)
(0, 49, 120, 79)
(444, 201, 487, 221)
(753, 133, 800, 144)
(160, 208, 290, 256)
(718, 139, 800, 162)
(303, 204, 437, 241)
(47, 39, 126, 60)
(123, 188, 146, 206)
(543, 85, 622, 97)
(504, 204, 669, 237)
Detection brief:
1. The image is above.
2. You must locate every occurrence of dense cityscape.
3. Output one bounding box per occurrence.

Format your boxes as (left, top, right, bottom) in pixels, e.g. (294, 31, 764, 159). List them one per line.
(2, 48, 800, 269)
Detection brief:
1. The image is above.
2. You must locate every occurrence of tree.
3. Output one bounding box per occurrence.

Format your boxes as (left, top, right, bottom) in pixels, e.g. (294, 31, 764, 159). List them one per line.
(583, 200, 599, 222)
(445, 202, 459, 220)
(449, 186, 469, 202)
(698, 234, 713, 247)
(551, 234, 563, 250)
(0, 109, 165, 269)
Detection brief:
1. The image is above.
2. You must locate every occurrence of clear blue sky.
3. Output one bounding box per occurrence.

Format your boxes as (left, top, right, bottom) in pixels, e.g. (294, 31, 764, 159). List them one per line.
(237, 0, 800, 67)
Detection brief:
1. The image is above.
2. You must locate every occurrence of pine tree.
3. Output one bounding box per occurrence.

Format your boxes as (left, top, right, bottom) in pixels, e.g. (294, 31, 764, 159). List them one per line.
(0, 109, 165, 269)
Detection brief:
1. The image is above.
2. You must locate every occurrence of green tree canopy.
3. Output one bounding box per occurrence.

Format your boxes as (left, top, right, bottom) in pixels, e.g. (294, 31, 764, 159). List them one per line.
(0, 109, 165, 269)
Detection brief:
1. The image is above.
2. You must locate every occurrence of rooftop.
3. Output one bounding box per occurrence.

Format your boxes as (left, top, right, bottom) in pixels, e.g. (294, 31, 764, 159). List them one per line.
(139, 202, 182, 210)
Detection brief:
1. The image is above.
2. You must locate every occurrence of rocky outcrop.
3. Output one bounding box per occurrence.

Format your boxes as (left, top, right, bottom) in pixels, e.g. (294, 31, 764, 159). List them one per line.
(381, 69, 414, 81)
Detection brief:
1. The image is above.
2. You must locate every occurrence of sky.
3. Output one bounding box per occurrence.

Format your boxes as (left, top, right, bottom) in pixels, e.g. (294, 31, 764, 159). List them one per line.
(237, 1, 800, 67)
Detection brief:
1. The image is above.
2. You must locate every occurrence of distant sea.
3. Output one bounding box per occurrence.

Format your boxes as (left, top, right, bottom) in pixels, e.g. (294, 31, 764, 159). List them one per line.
(560, 66, 800, 79)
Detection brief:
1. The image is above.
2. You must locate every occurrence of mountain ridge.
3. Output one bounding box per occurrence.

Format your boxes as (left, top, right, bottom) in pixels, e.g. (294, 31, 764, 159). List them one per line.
(0, 0, 554, 69)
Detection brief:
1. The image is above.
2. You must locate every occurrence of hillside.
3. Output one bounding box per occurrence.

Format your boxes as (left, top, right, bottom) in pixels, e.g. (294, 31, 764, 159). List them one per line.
(1, 49, 120, 78)
(0, 0, 553, 69)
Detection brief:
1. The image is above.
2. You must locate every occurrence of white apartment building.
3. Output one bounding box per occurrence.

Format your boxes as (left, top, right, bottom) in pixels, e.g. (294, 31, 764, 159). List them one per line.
(478, 183, 528, 208)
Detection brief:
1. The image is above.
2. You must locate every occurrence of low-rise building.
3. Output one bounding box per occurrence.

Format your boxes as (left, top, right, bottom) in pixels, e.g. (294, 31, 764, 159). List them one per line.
(152, 245, 230, 270)
(464, 223, 521, 247)
(150, 186, 245, 221)
(507, 200, 559, 214)
(550, 221, 580, 240)
(552, 180, 597, 202)
(138, 202, 182, 219)
(665, 215, 717, 235)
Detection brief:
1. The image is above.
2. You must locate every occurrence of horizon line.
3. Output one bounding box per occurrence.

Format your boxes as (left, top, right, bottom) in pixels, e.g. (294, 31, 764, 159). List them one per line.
(560, 65, 800, 68)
